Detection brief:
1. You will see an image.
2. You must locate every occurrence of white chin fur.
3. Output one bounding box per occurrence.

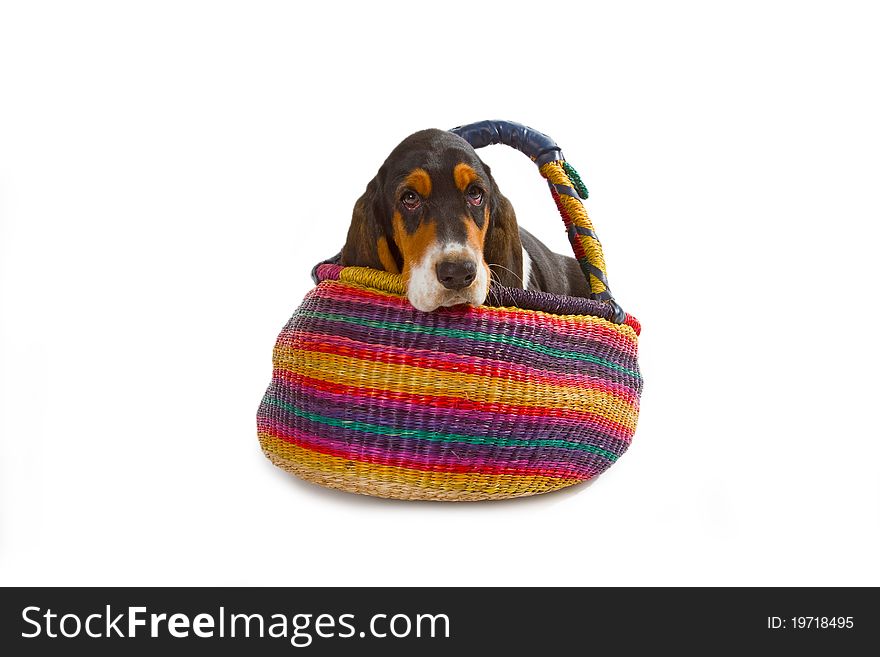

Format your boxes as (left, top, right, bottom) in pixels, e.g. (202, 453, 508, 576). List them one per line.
(406, 243, 488, 312)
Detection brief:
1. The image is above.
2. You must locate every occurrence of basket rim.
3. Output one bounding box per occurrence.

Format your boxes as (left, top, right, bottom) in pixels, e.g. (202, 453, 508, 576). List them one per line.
(313, 261, 641, 335)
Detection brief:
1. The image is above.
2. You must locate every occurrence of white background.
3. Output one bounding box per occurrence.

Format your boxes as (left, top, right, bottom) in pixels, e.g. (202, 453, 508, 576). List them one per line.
(1, 1, 878, 586)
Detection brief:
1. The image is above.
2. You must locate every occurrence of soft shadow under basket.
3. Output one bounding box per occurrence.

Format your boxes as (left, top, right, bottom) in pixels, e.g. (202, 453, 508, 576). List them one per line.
(257, 120, 643, 501)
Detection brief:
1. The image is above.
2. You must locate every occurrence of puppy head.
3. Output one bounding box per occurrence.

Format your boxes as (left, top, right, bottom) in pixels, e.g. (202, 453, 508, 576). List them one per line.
(340, 129, 522, 312)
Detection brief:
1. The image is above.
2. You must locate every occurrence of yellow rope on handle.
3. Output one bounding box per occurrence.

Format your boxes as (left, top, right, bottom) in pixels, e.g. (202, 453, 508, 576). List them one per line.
(539, 161, 611, 299)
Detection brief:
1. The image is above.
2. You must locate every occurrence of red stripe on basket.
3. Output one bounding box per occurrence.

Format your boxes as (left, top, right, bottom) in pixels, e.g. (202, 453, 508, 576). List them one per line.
(624, 314, 641, 335)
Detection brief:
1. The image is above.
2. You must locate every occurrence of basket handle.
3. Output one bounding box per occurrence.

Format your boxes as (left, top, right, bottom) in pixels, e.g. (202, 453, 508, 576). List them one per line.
(450, 119, 625, 323)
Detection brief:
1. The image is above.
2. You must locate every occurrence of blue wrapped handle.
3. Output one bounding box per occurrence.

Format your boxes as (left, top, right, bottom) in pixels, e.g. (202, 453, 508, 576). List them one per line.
(449, 120, 564, 166)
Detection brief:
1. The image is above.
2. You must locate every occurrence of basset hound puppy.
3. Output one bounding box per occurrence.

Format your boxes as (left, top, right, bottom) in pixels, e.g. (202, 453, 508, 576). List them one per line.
(340, 128, 590, 312)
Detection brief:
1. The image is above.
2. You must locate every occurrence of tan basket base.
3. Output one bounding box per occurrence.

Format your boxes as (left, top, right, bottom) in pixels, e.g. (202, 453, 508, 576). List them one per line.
(264, 450, 583, 502)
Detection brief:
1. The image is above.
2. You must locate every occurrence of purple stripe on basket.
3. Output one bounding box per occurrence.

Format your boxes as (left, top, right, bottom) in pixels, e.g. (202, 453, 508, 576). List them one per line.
(257, 416, 610, 480)
(484, 285, 621, 320)
(268, 374, 633, 450)
(299, 291, 639, 365)
(313, 283, 640, 358)
(282, 315, 642, 389)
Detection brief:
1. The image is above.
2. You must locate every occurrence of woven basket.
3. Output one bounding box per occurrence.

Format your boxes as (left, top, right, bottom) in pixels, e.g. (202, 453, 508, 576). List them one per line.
(257, 120, 642, 501)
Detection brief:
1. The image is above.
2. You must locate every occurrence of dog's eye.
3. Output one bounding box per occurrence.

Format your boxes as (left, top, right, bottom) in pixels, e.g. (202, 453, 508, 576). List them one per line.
(401, 190, 421, 210)
(466, 186, 484, 206)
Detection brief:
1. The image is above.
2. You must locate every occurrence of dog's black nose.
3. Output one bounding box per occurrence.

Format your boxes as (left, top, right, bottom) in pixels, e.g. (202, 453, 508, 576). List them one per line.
(436, 260, 476, 290)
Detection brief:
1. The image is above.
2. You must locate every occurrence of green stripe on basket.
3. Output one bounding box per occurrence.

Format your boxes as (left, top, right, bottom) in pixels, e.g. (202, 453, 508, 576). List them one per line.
(299, 310, 640, 378)
(264, 397, 619, 461)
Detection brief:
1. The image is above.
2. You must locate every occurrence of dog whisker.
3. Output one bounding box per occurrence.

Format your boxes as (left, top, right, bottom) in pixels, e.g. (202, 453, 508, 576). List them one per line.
(485, 270, 504, 308)
(488, 262, 525, 288)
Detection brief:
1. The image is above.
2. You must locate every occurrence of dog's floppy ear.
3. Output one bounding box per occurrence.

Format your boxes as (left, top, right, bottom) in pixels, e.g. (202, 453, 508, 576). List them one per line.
(483, 165, 525, 288)
(340, 170, 402, 273)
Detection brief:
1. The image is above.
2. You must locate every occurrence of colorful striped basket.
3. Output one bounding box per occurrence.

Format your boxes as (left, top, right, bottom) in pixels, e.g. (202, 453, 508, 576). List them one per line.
(257, 120, 642, 501)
